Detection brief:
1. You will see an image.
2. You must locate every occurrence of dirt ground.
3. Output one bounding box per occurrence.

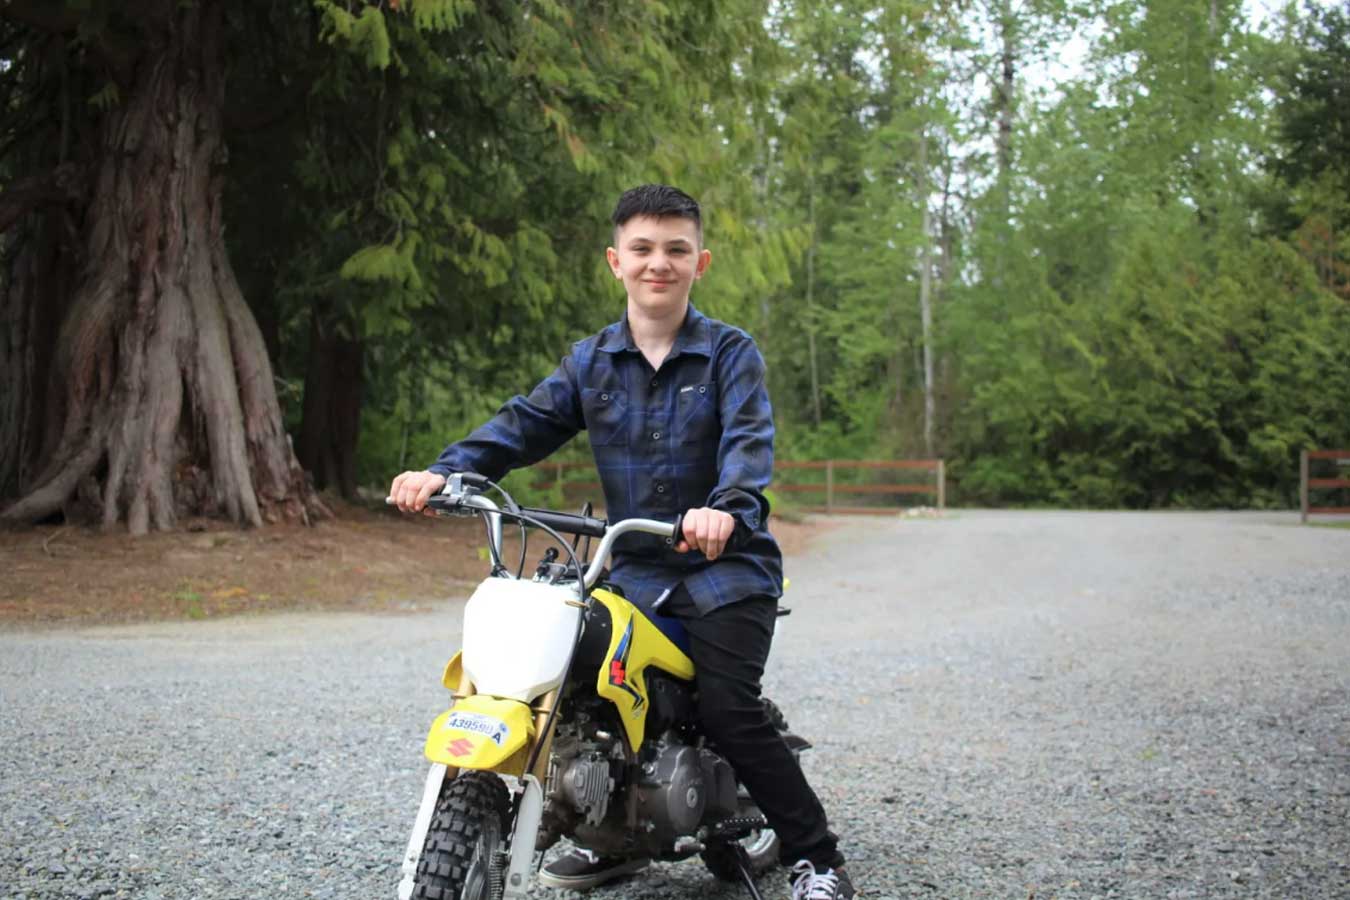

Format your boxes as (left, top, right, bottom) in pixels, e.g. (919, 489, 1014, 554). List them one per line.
(0, 501, 824, 627)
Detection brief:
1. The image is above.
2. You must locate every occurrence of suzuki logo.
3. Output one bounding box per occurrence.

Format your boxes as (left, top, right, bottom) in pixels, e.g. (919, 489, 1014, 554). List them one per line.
(446, 738, 475, 757)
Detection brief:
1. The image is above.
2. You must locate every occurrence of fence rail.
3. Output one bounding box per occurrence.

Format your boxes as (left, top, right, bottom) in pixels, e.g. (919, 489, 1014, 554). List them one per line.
(1300, 449, 1350, 522)
(774, 459, 944, 514)
(529, 458, 946, 516)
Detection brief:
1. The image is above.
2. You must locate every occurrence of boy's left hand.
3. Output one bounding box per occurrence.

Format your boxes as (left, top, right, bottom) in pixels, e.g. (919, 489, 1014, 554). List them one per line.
(676, 507, 736, 561)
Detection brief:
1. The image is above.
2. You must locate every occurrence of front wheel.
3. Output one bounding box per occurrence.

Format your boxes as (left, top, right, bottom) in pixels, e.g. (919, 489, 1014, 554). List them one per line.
(412, 771, 510, 900)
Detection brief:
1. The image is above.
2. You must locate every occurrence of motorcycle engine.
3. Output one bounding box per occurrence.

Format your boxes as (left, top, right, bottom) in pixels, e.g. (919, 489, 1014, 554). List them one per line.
(633, 732, 706, 838)
(542, 696, 744, 855)
(556, 747, 614, 827)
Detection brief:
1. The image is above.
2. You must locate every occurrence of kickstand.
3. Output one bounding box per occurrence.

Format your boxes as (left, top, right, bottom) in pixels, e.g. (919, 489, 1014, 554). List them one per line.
(730, 843, 766, 900)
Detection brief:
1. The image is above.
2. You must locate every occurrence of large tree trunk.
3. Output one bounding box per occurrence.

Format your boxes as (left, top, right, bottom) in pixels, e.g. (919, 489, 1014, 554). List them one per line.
(0, 2, 323, 534)
(296, 314, 365, 500)
(1, 168, 79, 503)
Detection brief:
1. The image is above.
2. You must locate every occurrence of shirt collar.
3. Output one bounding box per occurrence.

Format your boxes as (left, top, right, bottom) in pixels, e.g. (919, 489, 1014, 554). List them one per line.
(598, 303, 713, 358)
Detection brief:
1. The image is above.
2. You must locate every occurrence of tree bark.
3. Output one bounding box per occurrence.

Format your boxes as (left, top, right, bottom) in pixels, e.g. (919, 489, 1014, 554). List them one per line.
(996, 0, 1015, 196)
(296, 314, 365, 500)
(805, 173, 823, 429)
(0, 2, 323, 534)
(996, 0, 1015, 191)
(916, 130, 936, 459)
(0, 185, 77, 504)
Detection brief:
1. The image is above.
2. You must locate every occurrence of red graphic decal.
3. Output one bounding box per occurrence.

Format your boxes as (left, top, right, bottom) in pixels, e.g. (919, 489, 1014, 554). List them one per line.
(609, 659, 626, 685)
(446, 738, 475, 757)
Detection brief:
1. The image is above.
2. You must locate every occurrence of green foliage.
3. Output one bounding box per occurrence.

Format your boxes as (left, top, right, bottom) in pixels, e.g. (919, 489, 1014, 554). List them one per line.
(315, 2, 392, 69)
(406, 0, 477, 33)
(62, 0, 1342, 509)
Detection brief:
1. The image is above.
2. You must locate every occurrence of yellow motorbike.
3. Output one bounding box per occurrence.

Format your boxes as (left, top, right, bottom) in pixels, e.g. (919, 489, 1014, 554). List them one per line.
(394, 473, 806, 900)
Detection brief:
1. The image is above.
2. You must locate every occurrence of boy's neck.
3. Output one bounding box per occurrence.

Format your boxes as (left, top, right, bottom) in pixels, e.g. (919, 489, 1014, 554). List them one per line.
(627, 297, 688, 371)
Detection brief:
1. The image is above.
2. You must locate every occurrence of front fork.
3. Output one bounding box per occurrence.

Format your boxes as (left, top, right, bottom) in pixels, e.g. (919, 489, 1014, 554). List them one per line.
(396, 763, 449, 900)
(395, 689, 560, 900)
(504, 688, 560, 898)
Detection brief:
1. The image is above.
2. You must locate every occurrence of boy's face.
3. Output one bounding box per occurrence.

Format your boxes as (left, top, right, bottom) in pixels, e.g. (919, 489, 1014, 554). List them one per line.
(606, 215, 711, 319)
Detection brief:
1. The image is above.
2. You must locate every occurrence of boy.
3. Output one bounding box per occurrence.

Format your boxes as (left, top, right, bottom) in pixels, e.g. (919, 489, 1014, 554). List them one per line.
(389, 185, 855, 900)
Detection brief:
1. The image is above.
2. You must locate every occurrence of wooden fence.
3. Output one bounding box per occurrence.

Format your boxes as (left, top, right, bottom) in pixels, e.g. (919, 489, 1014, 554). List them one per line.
(772, 459, 944, 514)
(1301, 449, 1350, 522)
(531, 458, 945, 516)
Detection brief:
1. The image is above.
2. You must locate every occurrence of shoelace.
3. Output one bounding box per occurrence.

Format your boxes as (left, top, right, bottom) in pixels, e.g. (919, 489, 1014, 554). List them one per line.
(791, 860, 840, 900)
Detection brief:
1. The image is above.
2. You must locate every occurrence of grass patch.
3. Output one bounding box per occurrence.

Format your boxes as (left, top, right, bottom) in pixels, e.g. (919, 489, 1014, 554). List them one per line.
(170, 585, 206, 619)
(1306, 520, 1350, 530)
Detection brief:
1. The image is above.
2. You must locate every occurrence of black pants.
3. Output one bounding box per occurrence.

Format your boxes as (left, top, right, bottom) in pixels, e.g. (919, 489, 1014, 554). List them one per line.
(661, 585, 844, 870)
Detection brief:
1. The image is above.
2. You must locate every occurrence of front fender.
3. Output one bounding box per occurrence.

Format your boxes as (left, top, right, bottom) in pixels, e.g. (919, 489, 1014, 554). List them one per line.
(424, 694, 533, 774)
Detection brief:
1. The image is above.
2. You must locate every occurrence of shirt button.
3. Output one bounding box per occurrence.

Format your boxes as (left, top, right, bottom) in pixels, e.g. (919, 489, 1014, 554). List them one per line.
(600, 393, 609, 401)
(656, 483, 666, 493)
(650, 378, 658, 389)
(652, 431, 661, 440)
(699, 385, 707, 394)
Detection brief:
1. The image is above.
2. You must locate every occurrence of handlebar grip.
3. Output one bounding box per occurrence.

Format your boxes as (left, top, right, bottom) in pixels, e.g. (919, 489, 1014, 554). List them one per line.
(519, 506, 607, 539)
(668, 513, 683, 547)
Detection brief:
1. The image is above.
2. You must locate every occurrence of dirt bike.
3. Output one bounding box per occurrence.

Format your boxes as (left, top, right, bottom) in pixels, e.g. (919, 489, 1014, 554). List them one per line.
(392, 472, 808, 900)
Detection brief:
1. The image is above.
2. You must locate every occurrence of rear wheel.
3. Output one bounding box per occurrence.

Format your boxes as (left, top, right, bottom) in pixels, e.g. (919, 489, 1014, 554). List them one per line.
(700, 696, 795, 882)
(412, 771, 510, 900)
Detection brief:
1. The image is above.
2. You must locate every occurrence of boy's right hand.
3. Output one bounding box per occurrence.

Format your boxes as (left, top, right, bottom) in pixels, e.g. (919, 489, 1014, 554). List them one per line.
(389, 470, 447, 515)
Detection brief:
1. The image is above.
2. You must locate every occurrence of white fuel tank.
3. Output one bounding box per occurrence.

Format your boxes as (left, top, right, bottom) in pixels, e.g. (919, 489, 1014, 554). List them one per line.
(461, 577, 584, 702)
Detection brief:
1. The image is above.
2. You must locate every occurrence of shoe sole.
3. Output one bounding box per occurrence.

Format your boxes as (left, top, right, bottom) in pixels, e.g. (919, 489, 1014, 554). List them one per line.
(536, 857, 651, 891)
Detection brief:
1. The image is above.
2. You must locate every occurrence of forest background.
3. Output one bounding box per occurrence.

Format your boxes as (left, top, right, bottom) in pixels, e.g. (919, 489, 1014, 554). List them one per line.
(1, 0, 1347, 535)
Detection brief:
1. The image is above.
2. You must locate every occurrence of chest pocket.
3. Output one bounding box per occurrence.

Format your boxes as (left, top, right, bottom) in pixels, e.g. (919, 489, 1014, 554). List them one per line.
(583, 388, 629, 447)
(676, 382, 719, 444)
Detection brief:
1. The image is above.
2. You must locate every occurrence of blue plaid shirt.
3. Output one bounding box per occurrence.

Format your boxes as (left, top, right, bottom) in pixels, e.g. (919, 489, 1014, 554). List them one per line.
(429, 304, 783, 613)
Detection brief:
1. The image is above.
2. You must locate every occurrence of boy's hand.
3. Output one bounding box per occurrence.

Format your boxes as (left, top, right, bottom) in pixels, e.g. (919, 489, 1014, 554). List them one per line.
(389, 470, 447, 515)
(676, 507, 736, 561)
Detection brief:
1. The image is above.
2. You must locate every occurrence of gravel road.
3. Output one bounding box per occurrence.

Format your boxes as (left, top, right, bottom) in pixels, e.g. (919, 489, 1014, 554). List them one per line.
(3, 511, 1348, 899)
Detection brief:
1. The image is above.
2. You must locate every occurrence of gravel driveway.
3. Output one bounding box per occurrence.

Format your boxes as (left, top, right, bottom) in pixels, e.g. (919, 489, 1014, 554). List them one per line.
(3, 511, 1348, 899)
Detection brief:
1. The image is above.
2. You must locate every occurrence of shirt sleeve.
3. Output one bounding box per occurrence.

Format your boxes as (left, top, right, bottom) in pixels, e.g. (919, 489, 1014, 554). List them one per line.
(428, 353, 584, 481)
(705, 336, 774, 541)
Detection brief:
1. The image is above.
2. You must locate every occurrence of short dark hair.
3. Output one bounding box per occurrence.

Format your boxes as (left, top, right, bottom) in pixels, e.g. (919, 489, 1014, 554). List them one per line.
(611, 184, 702, 241)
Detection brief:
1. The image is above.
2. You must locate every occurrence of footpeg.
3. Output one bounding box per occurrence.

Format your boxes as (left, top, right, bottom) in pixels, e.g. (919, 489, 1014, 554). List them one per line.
(707, 815, 769, 841)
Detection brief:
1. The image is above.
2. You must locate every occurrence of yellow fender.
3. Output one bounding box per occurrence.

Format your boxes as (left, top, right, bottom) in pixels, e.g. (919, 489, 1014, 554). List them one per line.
(591, 588, 696, 751)
(424, 694, 534, 774)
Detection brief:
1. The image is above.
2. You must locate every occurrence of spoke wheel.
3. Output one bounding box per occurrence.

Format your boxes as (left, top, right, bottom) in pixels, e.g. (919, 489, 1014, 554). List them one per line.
(412, 771, 510, 900)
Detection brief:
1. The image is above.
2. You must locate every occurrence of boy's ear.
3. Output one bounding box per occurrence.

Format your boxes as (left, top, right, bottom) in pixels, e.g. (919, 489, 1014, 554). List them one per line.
(605, 246, 622, 279)
(695, 248, 712, 279)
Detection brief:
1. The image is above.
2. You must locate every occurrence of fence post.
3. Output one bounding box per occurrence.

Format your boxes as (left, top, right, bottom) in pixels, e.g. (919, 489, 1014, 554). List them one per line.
(825, 460, 835, 514)
(937, 459, 945, 512)
(1300, 449, 1309, 524)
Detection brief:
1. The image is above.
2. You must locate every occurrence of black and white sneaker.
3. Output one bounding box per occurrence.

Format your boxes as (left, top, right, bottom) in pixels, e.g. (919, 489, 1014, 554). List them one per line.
(789, 859, 856, 900)
(536, 848, 650, 891)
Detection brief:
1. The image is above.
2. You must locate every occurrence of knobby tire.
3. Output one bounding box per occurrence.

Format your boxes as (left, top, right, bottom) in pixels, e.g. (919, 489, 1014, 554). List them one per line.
(412, 771, 510, 900)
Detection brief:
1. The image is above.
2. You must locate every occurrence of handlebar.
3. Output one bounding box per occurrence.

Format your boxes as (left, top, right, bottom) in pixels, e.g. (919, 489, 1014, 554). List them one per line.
(388, 476, 681, 592)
